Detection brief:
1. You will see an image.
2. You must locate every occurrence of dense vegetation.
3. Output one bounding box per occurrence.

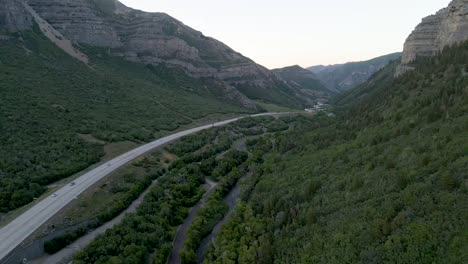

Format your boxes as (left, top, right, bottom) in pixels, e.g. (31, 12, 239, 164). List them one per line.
(44, 228, 87, 254)
(272, 65, 334, 102)
(74, 160, 206, 263)
(204, 43, 467, 263)
(308, 52, 402, 92)
(0, 28, 250, 213)
(70, 115, 296, 263)
(181, 166, 248, 264)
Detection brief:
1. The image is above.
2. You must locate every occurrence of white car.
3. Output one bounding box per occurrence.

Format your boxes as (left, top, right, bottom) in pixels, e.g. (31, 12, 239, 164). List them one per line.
(70, 182, 76, 186)
(52, 193, 58, 197)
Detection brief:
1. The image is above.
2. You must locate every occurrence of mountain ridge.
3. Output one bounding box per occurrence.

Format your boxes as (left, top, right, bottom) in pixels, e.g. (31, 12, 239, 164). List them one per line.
(272, 65, 335, 103)
(307, 52, 401, 93)
(0, 0, 316, 108)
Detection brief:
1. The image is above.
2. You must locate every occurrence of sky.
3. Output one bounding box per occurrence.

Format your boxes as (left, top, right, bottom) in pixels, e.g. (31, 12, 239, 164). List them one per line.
(119, 0, 451, 69)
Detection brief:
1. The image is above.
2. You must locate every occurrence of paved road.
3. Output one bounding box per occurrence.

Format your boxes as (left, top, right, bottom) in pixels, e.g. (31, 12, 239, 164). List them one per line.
(30, 178, 160, 264)
(0, 112, 293, 261)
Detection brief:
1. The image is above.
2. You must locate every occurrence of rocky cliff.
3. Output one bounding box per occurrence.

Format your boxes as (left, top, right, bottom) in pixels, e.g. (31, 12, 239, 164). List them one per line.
(0, 0, 308, 108)
(398, 0, 468, 74)
(0, 0, 33, 31)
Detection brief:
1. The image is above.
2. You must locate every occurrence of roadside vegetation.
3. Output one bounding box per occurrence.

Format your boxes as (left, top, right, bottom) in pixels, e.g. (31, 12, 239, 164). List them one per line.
(180, 162, 247, 264)
(0, 29, 251, 214)
(203, 42, 468, 263)
(69, 115, 297, 263)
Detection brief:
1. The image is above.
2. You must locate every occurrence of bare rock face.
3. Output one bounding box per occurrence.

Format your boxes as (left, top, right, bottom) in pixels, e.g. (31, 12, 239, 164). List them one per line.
(398, 0, 468, 74)
(20, 0, 301, 107)
(26, 0, 122, 47)
(0, 0, 34, 31)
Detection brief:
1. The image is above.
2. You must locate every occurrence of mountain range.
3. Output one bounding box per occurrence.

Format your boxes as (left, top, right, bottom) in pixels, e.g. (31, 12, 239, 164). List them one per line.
(0, 0, 467, 263)
(307, 52, 402, 93)
(272, 65, 335, 103)
(0, 0, 330, 109)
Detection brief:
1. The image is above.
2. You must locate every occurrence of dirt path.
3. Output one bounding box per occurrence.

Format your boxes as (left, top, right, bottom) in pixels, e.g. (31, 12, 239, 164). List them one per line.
(29, 179, 159, 264)
(196, 171, 253, 263)
(166, 179, 218, 264)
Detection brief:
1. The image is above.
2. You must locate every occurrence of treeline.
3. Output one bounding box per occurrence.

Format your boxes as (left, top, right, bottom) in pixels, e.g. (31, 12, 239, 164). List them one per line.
(166, 129, 219, 157)
(181, 165, 248, 264)
(44, 127, 235, 256)
(73, 124, 245, 262)
(71, 114, 295, 262)
(169, 134, 235, 170)
(0, 30, 247, 213)
(74, 162, 206, 263)
(204, 42, 468, 263)
(43, 160, 168, 254)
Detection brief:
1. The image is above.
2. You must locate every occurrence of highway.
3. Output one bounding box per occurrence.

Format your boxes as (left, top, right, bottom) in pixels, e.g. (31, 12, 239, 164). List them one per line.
(0, 112, 292, 261)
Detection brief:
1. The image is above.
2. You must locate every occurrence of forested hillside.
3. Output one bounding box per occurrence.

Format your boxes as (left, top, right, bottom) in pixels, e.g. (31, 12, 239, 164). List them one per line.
(308, 52, 401, 92)
(0, 28, 250, 213)
(204, 42, 468, 263)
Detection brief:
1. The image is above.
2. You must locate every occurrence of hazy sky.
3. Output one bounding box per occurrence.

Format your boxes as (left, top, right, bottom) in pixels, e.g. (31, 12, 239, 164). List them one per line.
(119, 0, 450, 69)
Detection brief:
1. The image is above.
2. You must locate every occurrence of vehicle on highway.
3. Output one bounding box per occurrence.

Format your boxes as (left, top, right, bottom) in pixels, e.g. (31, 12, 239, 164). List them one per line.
(70, 182, 76, 186)
(0, 113, 288, 261)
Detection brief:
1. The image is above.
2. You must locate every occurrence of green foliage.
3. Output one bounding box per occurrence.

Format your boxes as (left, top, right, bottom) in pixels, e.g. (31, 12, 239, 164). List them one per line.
(72, 115, 288, 262)
(0, 31, 248, 213)
(212, 150, 248, 180)
(180, 249, 197, 264)
(205, 43, 468, 263)
(265, 120, 289, 132)
(272, 65, 333, 96)
(44, 228, 87, 254)
(153, 244, 172, 264)
(183, 164, 247, 261)
(166, 129, 219, 156)
(73, 124, 250, 263)
(74, 164, 205, 263)
(310, 52, 401, 92)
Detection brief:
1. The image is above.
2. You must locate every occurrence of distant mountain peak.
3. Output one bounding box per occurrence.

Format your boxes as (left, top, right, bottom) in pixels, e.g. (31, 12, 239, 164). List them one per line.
(272, 65, 335, 104)
(307, 53, 401, 93)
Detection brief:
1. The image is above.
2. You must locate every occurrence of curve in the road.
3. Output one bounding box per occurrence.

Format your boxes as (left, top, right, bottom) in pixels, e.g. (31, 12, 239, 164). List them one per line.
(0, 112, 295, 261)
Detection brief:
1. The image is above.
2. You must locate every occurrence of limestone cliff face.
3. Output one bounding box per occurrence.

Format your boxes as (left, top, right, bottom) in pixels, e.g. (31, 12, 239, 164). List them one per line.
(20, 0, 300, 107)
(400, 0, 468, 66)
(0, 0, 34, 31)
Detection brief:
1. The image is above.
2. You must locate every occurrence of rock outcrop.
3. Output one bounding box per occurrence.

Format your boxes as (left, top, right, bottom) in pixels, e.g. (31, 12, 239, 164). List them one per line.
(0, 0, 34, 31)
(10, 0, 304, 108)
(398, 0, 468, 74)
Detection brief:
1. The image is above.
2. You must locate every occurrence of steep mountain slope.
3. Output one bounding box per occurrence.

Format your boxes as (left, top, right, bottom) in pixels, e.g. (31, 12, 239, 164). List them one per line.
(204, 2, 467, 262)
(0, 0, 33, 31)
(0, 0, 316, 214)
(332, 61, 400, 107)
(0, 28, 251, 214)
(397, 0, 468, 74)
(308, 52, 401, 92)
(20, 0, 308, 107)
(205, 39, 468, 264)
(272, 65, 335, 103)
